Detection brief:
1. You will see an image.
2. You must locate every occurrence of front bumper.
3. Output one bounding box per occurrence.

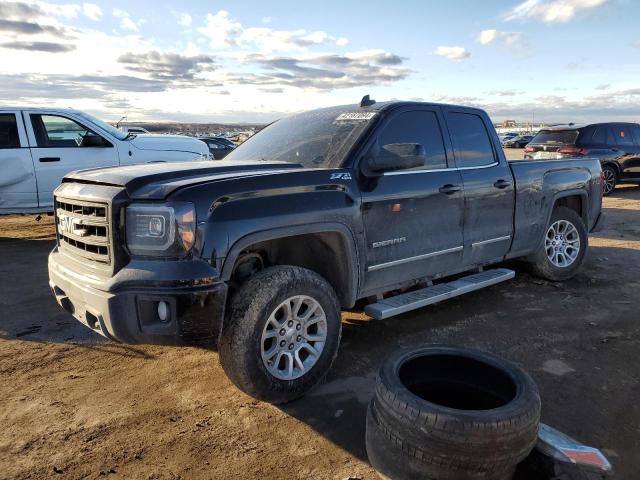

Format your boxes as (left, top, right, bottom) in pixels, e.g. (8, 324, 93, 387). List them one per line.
(48, 248, 227, 345)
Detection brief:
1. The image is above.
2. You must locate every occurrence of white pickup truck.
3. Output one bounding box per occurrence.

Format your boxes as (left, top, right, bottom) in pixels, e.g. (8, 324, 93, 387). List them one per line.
(0, 107, 211, 214)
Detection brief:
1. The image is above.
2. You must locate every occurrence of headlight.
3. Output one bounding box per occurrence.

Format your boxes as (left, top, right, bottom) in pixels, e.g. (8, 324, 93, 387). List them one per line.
(125, 202, 196, 257)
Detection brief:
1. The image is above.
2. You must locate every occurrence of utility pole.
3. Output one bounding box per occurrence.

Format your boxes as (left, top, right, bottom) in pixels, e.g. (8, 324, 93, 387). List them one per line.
(532, 111, 535, 133)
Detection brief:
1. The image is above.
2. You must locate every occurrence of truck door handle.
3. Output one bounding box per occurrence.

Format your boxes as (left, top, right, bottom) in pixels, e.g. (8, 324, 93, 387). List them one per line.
(493, 179, 511, 189)
(39, 157, 61, 162)
(439, 184, 461, 195)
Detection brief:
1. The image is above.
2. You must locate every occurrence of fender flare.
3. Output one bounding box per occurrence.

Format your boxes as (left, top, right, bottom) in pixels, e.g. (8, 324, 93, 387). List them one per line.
(221, 222, 360, 308)
(545, 189, 589, 228)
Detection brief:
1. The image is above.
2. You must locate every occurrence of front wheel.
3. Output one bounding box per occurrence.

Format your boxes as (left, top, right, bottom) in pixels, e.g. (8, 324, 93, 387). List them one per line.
(526, 206, 588, 281)
(219, 266, 342, 404)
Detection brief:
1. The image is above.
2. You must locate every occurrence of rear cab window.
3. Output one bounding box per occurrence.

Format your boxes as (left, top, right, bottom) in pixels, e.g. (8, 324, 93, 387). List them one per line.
(0, 114, 21, 149)
(446, 112, 495, 168)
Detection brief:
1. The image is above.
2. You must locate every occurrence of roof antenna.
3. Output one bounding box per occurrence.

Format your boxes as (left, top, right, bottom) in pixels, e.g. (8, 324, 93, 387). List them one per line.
(360, 94, 376, 107)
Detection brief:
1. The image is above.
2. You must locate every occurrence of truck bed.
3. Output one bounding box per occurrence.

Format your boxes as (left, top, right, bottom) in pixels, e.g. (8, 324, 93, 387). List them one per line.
(507, 157, 603, 259)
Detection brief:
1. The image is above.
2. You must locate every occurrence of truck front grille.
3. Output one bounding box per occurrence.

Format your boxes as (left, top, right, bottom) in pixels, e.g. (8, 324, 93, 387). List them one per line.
(55, 197, 111, 264)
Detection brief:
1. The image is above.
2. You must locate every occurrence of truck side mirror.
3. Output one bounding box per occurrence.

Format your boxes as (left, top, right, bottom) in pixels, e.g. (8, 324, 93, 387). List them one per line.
(365, 143, 427, 175)
(80, 133, 109, 147)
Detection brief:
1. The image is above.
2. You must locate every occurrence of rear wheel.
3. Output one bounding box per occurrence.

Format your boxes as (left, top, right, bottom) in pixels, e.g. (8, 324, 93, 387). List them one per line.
(526, 206, 587, 281)
(602, 165, 617, 196)
(219, 266, 342, 404)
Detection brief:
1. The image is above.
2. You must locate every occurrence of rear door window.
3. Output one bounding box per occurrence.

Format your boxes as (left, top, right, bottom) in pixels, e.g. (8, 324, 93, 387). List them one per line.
(531, 130, 578, 145)
(378, 110, 448, 170)
(0, 114, 21, 148)
(446, 112, 495, 168)
(631, 125, 640, 146)
(610, 126, 634, 146)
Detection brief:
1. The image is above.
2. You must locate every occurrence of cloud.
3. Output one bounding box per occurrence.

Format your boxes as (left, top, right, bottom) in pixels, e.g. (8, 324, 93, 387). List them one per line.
(260, 87, 283, 93)
(480, 87, 640, 123)
(112, 8, 143, 32)
(0, 73, 171, 105)
(477, 29, 522, 46)
(0, 40, 75, 52)
(82, 3, 102, 21)
(177, 12, 191, 27)
(68, 74, 169, 92)
(197, 10, 242, 48)
(37, 1, 81, 19)
(435, 46, 470, 61)
(595, 83, 610, 90)
(117, 51, 217, 81)
(630, 40, 640, 49)
(0, 4, 408, 119)
(505, 0, 608, 24)
(488, 89, 524, 96)
(0, 18, 70, 37)
(0, 1, 42, 19)
(197, 9, 349, 51)
(232, 50, 409, 90)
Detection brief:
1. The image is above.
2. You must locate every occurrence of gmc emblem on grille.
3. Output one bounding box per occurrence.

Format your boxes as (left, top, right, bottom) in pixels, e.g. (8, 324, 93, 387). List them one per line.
(58, 214, 89, 237)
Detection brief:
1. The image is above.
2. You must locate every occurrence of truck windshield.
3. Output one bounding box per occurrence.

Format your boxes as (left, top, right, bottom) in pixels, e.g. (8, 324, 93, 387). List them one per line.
(224, 106, 377, 168)
(531, 130, 578, 145)
(75, 111, 128, 141)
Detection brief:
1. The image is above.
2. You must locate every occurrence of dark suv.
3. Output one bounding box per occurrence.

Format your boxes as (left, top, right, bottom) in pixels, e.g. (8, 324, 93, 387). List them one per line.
(524, 123, 640, 195)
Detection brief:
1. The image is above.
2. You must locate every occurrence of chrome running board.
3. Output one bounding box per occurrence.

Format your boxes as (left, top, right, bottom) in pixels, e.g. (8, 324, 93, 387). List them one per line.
(364, 268, 515, 320)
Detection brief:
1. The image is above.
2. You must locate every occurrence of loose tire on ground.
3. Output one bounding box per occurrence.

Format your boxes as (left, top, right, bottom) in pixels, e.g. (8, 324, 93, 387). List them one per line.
(366, 345, 541, 480)
(526, 206, 588, 282)
(218, 265, 342, 404)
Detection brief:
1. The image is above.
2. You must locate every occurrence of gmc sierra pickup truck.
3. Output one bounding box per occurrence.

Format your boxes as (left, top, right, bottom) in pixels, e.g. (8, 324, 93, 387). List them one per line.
(48, 99, 604, 403)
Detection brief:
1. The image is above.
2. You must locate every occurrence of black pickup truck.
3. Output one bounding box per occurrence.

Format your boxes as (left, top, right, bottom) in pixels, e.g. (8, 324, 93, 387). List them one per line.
(48, 99, 604, 403)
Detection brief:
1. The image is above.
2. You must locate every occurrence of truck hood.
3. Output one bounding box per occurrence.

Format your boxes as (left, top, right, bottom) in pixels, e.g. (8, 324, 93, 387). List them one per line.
(128, 134, 209, 156)
(63, 160, 303, 200)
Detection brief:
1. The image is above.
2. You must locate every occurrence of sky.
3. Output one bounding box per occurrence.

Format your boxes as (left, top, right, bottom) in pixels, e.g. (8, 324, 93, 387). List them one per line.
(0, 0, 639, 124)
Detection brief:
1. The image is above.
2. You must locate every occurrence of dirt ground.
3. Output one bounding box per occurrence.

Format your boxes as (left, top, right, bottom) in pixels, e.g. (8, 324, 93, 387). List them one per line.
(2, 154, 639, 479)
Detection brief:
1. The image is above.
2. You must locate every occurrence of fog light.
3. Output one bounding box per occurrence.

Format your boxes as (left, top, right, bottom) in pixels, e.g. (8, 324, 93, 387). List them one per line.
(157, 301, 170, 322)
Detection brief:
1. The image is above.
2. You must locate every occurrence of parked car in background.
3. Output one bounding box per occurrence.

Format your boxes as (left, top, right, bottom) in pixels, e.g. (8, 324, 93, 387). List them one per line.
(120, 126, 149, 134)
(199, 136, 236, 159)
(525, 123, 640, 195)
(503, 135, 534, 148)
(0, 107, 211, 214)
(499, 133, 518, 144)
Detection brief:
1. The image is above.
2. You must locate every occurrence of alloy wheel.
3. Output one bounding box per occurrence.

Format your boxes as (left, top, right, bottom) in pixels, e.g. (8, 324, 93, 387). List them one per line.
(260, 295, 327, 380)
(545, 220, 581, 268)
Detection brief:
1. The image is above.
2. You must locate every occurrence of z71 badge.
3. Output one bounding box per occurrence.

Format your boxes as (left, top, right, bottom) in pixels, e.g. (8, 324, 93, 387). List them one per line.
(330, 172, 352, 180)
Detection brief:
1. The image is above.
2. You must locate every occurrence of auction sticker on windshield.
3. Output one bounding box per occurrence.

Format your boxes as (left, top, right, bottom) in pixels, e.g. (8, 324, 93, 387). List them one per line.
(335, 112, 377, 121)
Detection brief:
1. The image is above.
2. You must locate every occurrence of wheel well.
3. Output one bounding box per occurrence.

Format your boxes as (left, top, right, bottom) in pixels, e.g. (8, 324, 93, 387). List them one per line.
(554, 195, 585, 223)
(229, 232, 355, 308)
